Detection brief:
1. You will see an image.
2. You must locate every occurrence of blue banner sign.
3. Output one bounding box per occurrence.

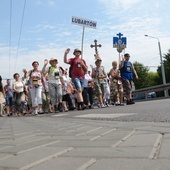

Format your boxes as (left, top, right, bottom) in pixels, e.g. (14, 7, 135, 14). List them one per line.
(113, 33, 127, 48)
(72, 16, 97, 29)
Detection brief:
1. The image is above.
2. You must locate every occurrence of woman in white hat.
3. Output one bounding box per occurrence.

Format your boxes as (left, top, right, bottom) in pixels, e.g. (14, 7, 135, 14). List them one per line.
(42, 58, 64, 112)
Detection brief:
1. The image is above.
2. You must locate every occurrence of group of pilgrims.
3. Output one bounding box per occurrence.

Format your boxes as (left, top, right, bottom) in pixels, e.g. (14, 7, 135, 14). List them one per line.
(0, 48, 138, 117)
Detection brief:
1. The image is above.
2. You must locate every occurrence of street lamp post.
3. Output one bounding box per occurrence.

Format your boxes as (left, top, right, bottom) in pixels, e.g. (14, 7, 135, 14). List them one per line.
(145, 35, 168, 97)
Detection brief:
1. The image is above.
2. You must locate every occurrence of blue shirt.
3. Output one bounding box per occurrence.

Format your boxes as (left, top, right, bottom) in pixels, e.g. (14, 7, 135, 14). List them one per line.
(4, 85, 13, 98)
(120, 61, 134, 80)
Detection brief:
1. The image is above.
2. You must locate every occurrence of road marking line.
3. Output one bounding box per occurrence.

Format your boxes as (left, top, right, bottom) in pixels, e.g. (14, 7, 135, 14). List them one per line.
(15, 133, 45, 139)
(77, 126, 90, 130)
(58, 124, 83, 130)
(19, 147, 74, 170)
(75, 113, 136, 118)
(15, 131, 38, 136)
(90, 135, 101, 141)
(17, 140, 60, 155)
(77, 158, 97, 170)
(148, 134, 163, 159)
(0, 132, 44, 145)
(87, 127, 103, 133)
(0, 155, 14, 161)
(90, 129, 116, 141)
(76, 127, 103, 136)
(52, 113, 68, 117)
(0, 136, 50, 152)
(57, 122, 77, 129)
(67, 126, 91, 133)
(112, 130, 136, 148)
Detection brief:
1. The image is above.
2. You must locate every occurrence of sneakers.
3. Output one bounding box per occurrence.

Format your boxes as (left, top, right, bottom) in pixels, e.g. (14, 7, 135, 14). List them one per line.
(38, 109, 43, 114)
(69, 106, 75, 111)
(32, 110, 38, 115)
(126, 99, 135, 105)
(97, 103, 101, 108)
(101, 104, 106, 108)
(80, 102, 86, 110)
(54, 105, 59, 113)
(58, 103, 63, 112)
(77, 102, 86, 110)
(105, 103, 109, 107)
(77, 103, 81, 110)
(119, 102, 125, 106)
(89, 105, 94, 109)
(115, 101, 120, 106)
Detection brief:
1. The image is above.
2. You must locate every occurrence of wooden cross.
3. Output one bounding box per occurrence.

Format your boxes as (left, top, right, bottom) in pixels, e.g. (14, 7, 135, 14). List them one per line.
(90, 39, 102, 59)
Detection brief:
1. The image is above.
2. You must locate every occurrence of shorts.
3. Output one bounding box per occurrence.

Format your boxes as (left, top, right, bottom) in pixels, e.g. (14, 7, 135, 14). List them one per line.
(72, 78, 84, 90)
(6, 97, 13, 106)
(94, 83, 104, 95)
(123, 79, 132, 94)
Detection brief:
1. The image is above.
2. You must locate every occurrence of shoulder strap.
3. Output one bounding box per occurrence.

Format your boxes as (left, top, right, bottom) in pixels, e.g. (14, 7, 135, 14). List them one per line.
(48, 66, 51, 74)
(29, 70, 33, 77)
(21, 80, 25, 86)
(71, 58, 76, 66)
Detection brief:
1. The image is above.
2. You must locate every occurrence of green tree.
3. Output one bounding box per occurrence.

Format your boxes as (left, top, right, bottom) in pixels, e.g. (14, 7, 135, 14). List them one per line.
(156, 49, 170, 96)
(157, 49, 170, 84)
(133, 62, 149, 89)
(145, 72, 159, 87)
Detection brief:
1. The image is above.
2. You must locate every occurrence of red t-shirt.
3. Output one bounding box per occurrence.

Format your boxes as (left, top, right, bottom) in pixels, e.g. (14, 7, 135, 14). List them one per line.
(68, 57, 86, 78)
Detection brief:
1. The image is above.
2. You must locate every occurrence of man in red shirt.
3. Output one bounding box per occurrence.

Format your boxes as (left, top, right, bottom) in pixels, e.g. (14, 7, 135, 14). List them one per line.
(64, 48, 87, 110)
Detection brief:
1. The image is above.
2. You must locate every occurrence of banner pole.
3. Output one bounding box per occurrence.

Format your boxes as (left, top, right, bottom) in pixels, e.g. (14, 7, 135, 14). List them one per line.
(81, 26, 85, 59)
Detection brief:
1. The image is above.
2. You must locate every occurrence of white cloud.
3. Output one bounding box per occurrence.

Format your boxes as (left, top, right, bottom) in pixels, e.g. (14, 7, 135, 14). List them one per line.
(35, 0, 56, 6)
(99, 0, 142, 9)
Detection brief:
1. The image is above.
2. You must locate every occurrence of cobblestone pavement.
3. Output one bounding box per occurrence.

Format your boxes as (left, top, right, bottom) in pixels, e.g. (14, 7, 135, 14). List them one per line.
(0, 99, 170, 170)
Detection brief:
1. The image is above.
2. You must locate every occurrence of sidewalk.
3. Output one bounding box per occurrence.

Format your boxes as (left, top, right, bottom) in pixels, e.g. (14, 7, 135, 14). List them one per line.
(0, 116, 170, 170)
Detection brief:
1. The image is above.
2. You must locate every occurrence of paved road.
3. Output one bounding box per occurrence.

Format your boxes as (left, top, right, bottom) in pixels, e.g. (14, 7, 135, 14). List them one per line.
(0, 99, 170, 170)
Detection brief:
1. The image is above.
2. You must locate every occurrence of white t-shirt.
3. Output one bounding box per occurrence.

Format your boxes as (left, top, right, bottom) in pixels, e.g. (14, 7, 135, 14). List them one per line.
(83, 73, 93, 88)
(13, 81, 24, 93)
(62, 75, 70, 95)
(46, 66, 62, 84)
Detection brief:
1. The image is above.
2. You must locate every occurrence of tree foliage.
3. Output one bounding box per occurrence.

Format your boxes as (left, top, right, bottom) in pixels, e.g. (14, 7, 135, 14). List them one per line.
(133, 61, 149, 89)
(156, 49, 170, 96)
(157, 49, 170, 84)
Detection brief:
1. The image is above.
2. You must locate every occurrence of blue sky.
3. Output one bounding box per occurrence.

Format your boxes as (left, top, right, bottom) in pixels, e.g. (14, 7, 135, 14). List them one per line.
(0, 0, 170, 80)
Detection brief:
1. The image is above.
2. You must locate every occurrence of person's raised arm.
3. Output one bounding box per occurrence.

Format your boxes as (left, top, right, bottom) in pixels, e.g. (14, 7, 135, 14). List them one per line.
(42, 59, 48, 75)
(119, 55, 125, 69)
(23, 69, 30, 79)
(64, 48, 70, 64)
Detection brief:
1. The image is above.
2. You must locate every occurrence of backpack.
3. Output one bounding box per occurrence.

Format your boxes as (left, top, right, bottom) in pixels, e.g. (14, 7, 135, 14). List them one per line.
(69, 58, 76, 78)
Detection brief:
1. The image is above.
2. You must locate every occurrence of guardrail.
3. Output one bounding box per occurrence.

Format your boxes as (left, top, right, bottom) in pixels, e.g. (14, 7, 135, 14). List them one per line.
(132, 83, 170, 96)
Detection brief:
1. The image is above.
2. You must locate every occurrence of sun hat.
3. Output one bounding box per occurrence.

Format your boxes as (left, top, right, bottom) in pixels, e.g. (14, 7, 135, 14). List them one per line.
(49, 57, 58, 65)
(96, 56, 102, 61)
(73, 48, 81, 55)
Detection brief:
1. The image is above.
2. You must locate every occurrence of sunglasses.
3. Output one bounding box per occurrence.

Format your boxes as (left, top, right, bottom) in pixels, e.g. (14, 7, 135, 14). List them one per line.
(125, 55, 130, 57)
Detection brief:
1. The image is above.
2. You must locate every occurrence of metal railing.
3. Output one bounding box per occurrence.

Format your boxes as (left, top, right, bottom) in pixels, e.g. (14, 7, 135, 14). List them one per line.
(132, 83, 170, 97)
